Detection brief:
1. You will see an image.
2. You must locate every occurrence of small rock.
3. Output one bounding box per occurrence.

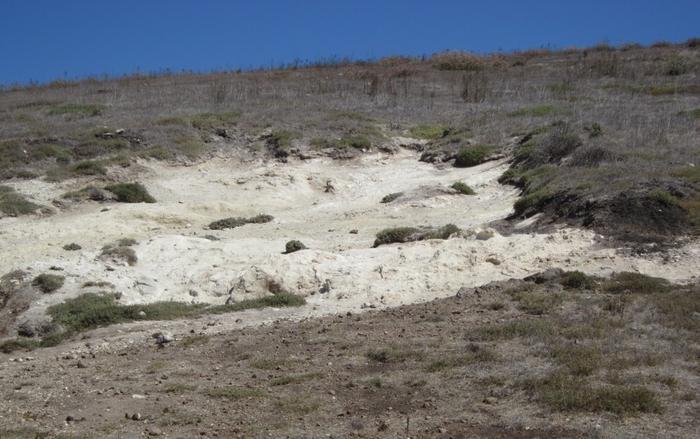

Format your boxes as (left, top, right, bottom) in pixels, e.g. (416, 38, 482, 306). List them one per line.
(475, 230, 495, 241)
(131, 413, 142, 421)
(138, 311, 147, 317)
(154, 332, 174, 346)
(76, 360, 87, 369)
(189, 289, 199, 297)
(66, 415, 75, 422)
(483, 397, 498, 404)
(485, 257, 501, 265)
(349, 229, 358, 234)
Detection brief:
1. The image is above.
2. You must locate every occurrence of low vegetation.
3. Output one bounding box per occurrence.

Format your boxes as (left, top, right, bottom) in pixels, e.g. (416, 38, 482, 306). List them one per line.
(104, 182, 156, 203)
(208, 214, 273, 230)
(451, 181, 475, 195)
(100, 239, 138, 266)
(2, 291, 306, 352)
(454, 145, 493, 167)
(32, 273, 65, 293)
(284, 240, 306, 254)
(373, 224, 459, 247)
(0, 185, 39, 216)
(409, 124, 449, 140)
(380, 192, 403, 203)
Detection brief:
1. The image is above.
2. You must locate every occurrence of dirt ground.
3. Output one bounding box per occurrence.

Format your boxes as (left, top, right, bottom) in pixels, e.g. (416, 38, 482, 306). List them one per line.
(1, 274, 698, 439)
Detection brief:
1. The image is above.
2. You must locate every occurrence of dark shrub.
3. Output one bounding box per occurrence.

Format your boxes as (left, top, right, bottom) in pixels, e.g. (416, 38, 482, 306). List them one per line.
(569, 146, 617, 167)
(284, 240, 307, 254)
(209, 214, 273, 230)
(32, 274, 65, 293)
(0, 186, 40, 216)
(63, 243, 82, 251)
(560, 271, 596, 289)
(454, 145, 493, 167)
(381, 192, 403, 203)
(451, 181, 475, 195)
(104, 183, 155, 203)
(374, 227, 419, 247)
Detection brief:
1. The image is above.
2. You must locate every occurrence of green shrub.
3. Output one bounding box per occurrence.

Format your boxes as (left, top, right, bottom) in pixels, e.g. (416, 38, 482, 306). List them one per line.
(70, 160, 107, 176)
(284, 240, 307, 254)
(665, 56, 690, 76)
(100, 240, 138, 266)
(32, 274, 65, 293)
(190, 112, 240, 130)
(409, 125, 450, 140)
(208, 214, 273, 230)
(373, 227, 419, 247)
(339, 135, 371, 149)
(603, 272, 670, 294)
(381, 192, 403, 203)
(451, 181, 475, 195)
(209, 293, 306, 313)
(0, 186, 40, 216)
(560, 271, 595, 289)
(62, 243, 82, 251)
(454, 145, 493, 167)
(104, 183, 156, 203)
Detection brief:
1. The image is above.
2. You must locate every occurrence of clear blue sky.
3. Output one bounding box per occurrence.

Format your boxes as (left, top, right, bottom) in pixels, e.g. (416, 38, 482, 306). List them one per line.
(1, 0, 698, 85)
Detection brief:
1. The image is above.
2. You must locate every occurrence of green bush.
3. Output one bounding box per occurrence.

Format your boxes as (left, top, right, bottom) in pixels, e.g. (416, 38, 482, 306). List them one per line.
(208, 214, 273, 230)
(32, 274, 65, 293)
(560, 271, 595, 289)
(284, 240, 307, 254)
(63, 243, 82, 251)
(373, 227, 419, 247)
(104, 183, 156, 203)
(209, 293, 306, 313)
(70, 160, 107, 175)
(0, 186, 40, 216)
(339, 135, 371, 149)
(603, 272, 670, 294)
(509, 105, 559, 117)
(454, 145, 493, 167)
(100, 245, 137, 266)
(409, 125, 450, 140)
(451, 181, 475, 195)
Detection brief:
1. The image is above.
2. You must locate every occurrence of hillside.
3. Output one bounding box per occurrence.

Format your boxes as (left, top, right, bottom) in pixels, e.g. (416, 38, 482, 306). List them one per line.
(0, 41, 699, 438)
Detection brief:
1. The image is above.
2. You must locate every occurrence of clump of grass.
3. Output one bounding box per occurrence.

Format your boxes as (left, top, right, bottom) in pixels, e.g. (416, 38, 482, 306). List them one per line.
(0, 186, 40, 216)
(424, 345, 497, 372)
(72, 160, 107, 175)
(380, 192, 403, 203)
(509, 105, 560, 117)
(521, 372, 662, 414)
(208, 214, 273, 230)
(284, 240, 306, 254)
(431, 51, 484, 71)
(62, 243, 82, 251)
(649, 286, 699, 332)
(190, 112, 240, 130)
(32, 274, 65, 293)
(409, 124, 449, 140)
(339, 135, 371, 149)
(472, 319, 557, 340)
(373, 224, 460, 247)
(602, 272, 670, 294)
(451, 181, 475, 195)
(100, 239, 138, 266)
(0, 338, 40, 354)
(47, 103, 104, 117)
(511, 290, 562, 315)
(208, 293, 306, 313)
(551, 344, 603, 376)
(560, 271, 596, 289)
(48, 293, 207, 336)
(373, 227, 419, 247)
(205, 386, 265, 400)
(454, 145, 493, 167)
(104, 183, 155, 203)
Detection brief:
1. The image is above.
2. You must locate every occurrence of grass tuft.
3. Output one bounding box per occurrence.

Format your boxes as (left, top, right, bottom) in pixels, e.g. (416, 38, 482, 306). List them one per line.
(104, 183, 156, 203)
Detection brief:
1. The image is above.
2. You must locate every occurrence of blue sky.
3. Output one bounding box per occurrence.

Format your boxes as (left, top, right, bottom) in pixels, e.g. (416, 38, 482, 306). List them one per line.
(1, 0, 698, 85)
